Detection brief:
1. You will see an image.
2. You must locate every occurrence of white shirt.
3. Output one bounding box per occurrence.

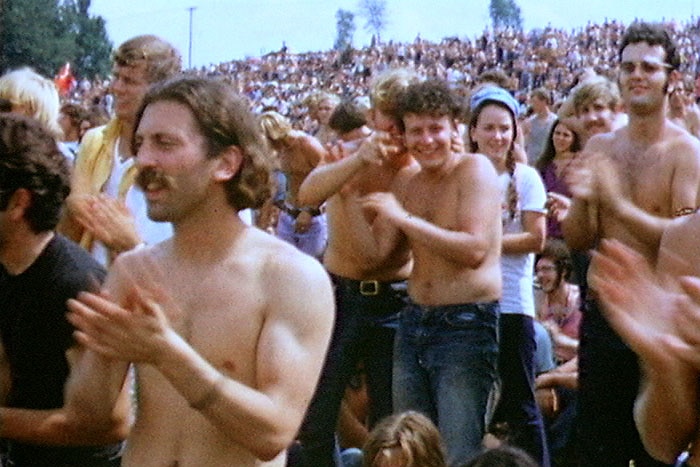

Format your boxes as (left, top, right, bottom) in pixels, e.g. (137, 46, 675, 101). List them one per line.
(498, 163, 547, 317)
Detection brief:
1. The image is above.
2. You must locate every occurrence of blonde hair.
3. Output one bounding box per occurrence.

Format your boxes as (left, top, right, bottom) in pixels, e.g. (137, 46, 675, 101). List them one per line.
(303, 91, 340, 118)
(0, 68, 62, 139)
(369, 68, 423, 117)
(113, 34, 182, 82)
(363, 411, 447, 467)
(571, 76, 621, 116)
(259, 111, 292, 142)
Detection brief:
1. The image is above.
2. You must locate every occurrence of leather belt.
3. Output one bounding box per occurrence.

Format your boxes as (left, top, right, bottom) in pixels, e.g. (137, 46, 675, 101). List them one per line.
(281, 203, 323, 218)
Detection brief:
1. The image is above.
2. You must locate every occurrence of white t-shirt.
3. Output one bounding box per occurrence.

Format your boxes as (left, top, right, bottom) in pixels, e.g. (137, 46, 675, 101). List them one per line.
(91, 140, 173, 266)
(498, 163, 547, 317)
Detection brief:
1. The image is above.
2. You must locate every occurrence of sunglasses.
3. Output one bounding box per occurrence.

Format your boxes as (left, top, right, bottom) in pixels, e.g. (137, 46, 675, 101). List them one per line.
(619, 60, 673, 74)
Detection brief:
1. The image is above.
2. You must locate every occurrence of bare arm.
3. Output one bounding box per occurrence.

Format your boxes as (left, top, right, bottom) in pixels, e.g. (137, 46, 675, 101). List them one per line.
(0, 344, 130, 446)
(503, 210, 546, 255)
(298, 132, 400, 206)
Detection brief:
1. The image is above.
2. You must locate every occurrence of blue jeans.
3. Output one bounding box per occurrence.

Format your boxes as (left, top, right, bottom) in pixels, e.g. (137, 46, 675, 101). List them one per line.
(293, 275, 407, 467)
(492, 314, 550, 467)
(393, 300, 500, 466)
(276, 210, 328, 259)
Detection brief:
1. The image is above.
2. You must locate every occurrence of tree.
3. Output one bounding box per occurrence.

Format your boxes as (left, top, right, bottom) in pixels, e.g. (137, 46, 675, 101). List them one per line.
(61, 0, 112, 78)
(0, 0, 111, 78)
(489, 0, 523, 31)
(357, 0, 387, 44)
(334, 9, 355, 51)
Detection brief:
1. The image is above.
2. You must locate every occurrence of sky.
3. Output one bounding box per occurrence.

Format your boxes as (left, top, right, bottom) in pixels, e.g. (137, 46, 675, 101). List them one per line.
(89, 0, 700, 69)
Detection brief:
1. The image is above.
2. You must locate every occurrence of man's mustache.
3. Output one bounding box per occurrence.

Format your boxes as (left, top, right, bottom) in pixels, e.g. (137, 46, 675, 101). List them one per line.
(136, 167, 176, 192)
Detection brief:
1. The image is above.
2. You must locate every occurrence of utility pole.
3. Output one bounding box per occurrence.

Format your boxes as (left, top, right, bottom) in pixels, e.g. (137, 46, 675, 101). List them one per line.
(187, 6, 196, 69)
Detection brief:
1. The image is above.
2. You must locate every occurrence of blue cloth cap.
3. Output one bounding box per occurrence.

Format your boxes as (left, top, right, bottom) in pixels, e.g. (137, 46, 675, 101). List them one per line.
(469, 85, 520, 118)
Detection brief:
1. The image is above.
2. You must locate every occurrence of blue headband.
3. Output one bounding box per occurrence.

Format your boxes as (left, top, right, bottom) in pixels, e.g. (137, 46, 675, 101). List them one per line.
(469, 85, 519, 117)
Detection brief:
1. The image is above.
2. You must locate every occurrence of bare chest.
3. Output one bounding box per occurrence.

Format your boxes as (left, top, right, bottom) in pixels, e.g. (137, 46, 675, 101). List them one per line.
(405, 176, 459, 225)
(611, 148, 672, 214)
(164, 273, 264, 373)
(347, 165, 399, 196)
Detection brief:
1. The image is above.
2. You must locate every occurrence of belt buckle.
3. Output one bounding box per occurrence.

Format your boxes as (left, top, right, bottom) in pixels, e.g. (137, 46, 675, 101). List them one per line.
(360, 280, 379, 296)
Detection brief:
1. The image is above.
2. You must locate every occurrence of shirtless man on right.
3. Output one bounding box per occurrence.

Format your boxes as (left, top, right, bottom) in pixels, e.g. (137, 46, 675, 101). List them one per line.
(259, 111, 327, 258)
(362, 79, 502, 466)
(64, 76, 335, 467)
(561, 22, 700, 466)
(294, 68, 421, 467)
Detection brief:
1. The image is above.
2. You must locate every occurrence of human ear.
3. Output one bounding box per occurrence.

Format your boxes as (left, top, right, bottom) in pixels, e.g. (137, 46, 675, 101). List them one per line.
(6, 189, 31, 221)
(213, 146, 243, 182)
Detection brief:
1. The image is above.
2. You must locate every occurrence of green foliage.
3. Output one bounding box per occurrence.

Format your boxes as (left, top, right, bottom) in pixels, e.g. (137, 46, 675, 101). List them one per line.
(358, 0, 387, 43)
(0, 0, 112, 79)
(489, 0, 523, 31)
(334, 9, 356, 51)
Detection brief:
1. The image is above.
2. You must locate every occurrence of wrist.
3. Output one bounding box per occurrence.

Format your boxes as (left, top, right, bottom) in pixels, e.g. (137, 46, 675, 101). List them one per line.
(189, 373, 226, 411)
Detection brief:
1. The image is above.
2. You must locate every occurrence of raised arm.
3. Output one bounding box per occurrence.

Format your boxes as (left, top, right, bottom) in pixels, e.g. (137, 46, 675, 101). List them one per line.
(561, 149, 601, 251)
(298, 132, 400, 206)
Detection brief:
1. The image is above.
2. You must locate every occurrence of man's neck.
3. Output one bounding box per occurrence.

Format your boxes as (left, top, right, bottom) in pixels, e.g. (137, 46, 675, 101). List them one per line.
(118, 117, 136, 159)
(628, 108, 667, 144)
(0, 230, 54, 275)
(536, 108, 550, 119)
(171, 201, 247, 263)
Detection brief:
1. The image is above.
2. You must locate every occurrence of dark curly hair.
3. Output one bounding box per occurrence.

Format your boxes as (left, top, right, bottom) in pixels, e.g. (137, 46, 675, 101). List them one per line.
(619, 22, 680, 71)
(395, 79, 463, 132)
(0, 114, 70, 232)
(133, 76, 275, 211)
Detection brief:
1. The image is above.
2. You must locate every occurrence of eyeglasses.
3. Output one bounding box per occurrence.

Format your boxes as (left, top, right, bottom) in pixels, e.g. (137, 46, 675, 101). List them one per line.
(619, 60, 673, 74)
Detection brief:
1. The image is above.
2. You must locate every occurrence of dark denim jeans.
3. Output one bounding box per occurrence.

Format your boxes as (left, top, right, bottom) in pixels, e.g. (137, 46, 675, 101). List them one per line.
(292, 274, 407, 467)
(393, 300, 500, 466)
(492, 313, 550, 467)
(577, 298, 671, 467)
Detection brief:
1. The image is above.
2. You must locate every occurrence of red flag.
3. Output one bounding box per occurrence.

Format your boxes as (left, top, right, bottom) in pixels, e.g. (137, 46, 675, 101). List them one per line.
(54, 62, 76, 97)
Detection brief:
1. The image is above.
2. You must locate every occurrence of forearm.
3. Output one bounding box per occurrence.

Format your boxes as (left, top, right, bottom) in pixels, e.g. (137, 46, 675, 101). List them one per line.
(634, 364, 699, 463)
(0, 406, 127, 446)
(562, 198, 597, 251)
(298, 155, 366, 206)
(613, 199, 669, 248)
(394, 214, 488, 268)
(502, 231, 545, 255)
(62, 348, 131, 437)
(155, 330, 299, 461)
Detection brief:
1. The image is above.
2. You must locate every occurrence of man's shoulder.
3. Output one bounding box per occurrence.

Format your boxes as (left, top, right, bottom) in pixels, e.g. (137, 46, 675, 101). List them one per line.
(81, 122, 111, 146)
(457, 152, 497, 177)
(250, 231, 332, 300)
(44, 235, 107, 294)
(664, 122, 700, 154)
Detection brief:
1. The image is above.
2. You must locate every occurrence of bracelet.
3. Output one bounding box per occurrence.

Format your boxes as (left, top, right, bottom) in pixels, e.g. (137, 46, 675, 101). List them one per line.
(189, 374, 225, 411)
(674, 207, 698, 217)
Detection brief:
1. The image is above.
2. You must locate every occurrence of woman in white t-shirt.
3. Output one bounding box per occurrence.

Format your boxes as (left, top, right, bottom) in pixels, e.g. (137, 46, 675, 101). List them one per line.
(469, 85, 550, 467)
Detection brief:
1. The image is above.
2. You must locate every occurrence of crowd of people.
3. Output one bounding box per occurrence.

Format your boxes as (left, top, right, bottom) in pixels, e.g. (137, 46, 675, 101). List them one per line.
(1, 13, 700, 467)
